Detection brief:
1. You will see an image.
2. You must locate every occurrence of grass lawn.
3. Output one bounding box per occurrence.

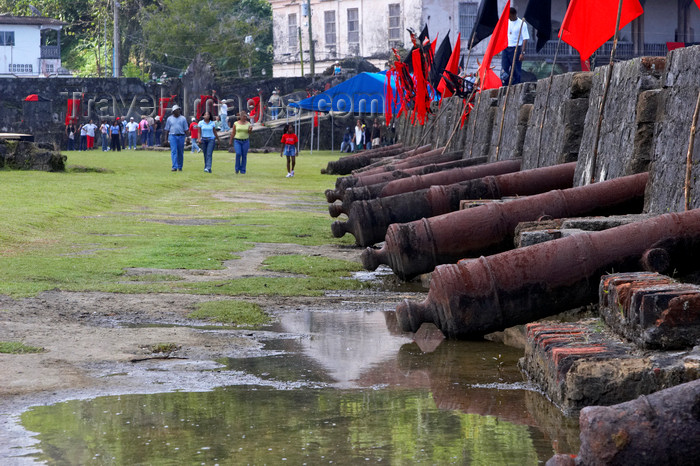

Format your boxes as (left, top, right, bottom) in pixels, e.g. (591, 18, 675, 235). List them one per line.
(0, 147, 357, 297)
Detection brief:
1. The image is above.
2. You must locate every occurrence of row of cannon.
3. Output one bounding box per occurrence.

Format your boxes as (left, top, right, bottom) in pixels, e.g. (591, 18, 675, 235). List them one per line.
(323, 144, 699, 339)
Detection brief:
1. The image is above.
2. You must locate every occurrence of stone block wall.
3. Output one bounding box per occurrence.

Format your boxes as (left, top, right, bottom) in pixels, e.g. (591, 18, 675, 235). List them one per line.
(646, 45, 700, 213)
(521, 72, 593, 170)
(487, 82, 536, 162)
(463, 89, 498, 159)
(575, 57, 665, 187)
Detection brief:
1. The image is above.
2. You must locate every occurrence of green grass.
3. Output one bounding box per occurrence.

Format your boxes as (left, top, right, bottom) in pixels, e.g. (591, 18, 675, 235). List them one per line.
(148, 343, 180, 354)
(0, 341, 45, 354)
(262, 254, 364, 277)
(187, 300, 270, 327)
(0, 148, 357, 297)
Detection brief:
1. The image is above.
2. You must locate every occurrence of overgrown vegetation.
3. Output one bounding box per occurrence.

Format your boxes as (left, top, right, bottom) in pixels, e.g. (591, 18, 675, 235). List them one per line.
(0, 341, 45, 354)
(188, 300, 270, 327)
(0, 149, 358, 297)
(0, 0, 273, 78)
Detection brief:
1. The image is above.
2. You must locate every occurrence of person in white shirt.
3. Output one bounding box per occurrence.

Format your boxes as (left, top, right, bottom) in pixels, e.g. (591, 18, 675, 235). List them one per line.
(126, 117, 139, 150)
(502, 7, 530, 86)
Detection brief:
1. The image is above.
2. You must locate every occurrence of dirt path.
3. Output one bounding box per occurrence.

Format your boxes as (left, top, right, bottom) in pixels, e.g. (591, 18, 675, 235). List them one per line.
(0, 232, 426, 461)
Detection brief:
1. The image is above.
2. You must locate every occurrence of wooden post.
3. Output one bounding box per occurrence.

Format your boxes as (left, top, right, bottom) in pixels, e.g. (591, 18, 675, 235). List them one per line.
(494, 21, 524, 161)
(590, 0, 625, 184)
(535, 36, 562, 168)
(684, 90, 700, 210)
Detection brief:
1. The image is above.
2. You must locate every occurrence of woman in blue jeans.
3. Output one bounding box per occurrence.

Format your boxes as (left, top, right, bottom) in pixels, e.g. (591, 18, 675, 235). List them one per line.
(197, 111, 220, 173)
(229, 111, 253, 174)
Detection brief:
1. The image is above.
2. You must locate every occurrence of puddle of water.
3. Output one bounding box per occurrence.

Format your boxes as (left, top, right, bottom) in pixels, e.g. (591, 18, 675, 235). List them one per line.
(352, 266, 427, 293)
(18, 310, 580, 464)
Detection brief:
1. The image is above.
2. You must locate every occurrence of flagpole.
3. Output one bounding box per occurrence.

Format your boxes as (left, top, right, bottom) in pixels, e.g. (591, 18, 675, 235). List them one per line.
(684, 90, 700, 211)
(589, 0, 625, 184)
(443, 98, 470, 153)
(536, 36, 562, 168)
(468, 87, 484, 158)
(494, 21, 524, 161)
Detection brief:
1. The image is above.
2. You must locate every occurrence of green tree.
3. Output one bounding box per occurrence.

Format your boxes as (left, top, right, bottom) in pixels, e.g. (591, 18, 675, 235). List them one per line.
(140, 0, 273, 78)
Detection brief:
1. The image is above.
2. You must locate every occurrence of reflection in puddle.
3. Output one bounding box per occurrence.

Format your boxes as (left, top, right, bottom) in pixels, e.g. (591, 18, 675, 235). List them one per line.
(20, 311, 580, 464)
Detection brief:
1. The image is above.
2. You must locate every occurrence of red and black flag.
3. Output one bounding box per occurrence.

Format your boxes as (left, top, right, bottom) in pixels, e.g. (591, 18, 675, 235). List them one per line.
(429, 33, 452, 91)
(524, 0, 552, 52)
(469, 0, 500, 49)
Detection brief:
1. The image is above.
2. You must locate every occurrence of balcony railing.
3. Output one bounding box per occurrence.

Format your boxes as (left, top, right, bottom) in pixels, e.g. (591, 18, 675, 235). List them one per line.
(523, 40, 669, 61)
(40, 45, 60, 59)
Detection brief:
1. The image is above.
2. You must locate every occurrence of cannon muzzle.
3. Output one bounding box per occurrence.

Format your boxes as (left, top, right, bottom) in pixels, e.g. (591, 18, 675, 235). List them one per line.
(330, 220, 349, 238)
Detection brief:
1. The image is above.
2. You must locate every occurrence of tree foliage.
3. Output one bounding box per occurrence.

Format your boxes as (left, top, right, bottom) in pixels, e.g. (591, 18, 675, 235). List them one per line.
(140, 0, 273, 78)
(0, 0, 273, 78)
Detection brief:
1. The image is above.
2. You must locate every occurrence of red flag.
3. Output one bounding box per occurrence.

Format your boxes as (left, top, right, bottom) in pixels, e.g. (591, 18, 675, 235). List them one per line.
(559, 0, 644, 61)
(411, 49, 429, 125)
(696, 0, 700, 10)
(478, 0, 509, 91)
(437, 33, 461, 98)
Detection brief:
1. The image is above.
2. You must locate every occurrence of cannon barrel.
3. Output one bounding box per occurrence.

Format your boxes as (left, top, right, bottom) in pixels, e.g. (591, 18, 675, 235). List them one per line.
(363, 172, 649, 279)
(321, 143, 406, 175)
(351, 144, 434, 175)
(350, 147, 462, 178)
(573, 379, 700, 465)
(328, 156, 488, 217)
(324, 145, 432, 202)
(395, 209, 700, 338)
(332, 162, 574, 247)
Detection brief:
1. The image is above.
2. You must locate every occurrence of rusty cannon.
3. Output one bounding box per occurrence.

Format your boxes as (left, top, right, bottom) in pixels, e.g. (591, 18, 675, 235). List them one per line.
(350, 144, 434, 175)
(350, 146, 461, 177)
(320, 143, 408, 175)
(362, 172, 649, 280)
(328, 156, 488, 217)
(571, 379, 700, 465)
(395, 209, 700, 339)
(332, 162, 573, 247)
(324, 145, 433, 202)
(326, 146, 443, 203)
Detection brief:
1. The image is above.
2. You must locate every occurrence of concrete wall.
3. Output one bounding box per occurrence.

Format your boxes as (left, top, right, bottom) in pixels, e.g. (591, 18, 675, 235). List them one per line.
(645, 45, 700, 213)
(521, 72, 592, 170)
(575, 57, 665, 187)
(0, 24, 40, 75)
(487, 81, 537, 162)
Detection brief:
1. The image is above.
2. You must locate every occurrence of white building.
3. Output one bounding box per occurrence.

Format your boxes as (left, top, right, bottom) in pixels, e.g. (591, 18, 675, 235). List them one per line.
(269, 0, 700, 78)
(0, 15, 65, 77)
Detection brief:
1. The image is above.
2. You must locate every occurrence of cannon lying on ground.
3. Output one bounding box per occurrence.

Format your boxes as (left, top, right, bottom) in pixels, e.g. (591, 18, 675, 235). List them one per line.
(320, 143, 408, 175)
(396, 209, 700, 339)
(549, 379, 700, 466)
(329, 156, 489, 217)
(325, 145, 437, 202)
(350, 144, 434, 175)
(332, 162, 573, 247)
(362, 172, 648, 280)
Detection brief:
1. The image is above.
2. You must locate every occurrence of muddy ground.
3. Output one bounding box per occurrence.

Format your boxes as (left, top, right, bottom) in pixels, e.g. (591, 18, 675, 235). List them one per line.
(0, 236, 427, 461)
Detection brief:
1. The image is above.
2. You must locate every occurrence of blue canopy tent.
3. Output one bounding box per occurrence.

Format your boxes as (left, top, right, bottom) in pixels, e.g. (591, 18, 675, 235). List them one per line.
(288, 71, 398, 115)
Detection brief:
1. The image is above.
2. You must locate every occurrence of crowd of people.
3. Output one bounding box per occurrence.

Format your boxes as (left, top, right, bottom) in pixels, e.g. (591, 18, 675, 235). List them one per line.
(63, 87, 397, 177)
(66, 114, 163, 153)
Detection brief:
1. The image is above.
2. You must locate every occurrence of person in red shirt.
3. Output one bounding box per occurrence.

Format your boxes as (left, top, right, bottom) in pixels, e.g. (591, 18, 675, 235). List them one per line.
(279, 124, 299, 177)
(189, 118, 201, 153)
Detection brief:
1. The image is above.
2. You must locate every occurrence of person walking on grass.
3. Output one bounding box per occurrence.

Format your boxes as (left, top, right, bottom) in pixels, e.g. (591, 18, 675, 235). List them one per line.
(280, 124, 298, 177)
(197, 111, 220, 173)
(164, 105, 189, 171)
(229, 111, 253, 174)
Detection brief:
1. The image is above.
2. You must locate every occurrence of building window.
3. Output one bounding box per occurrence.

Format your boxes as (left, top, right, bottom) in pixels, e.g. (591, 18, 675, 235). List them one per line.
(325, 10, 336, 46)
(388, 4, 402, 47)
(0, 31, 15, 46)
(45, 64, 55, 73)
(10, 64, 32, 73)
(459, 2, 478, 45)
(347, 8, 359, 45)
(288, 13, 297, 48)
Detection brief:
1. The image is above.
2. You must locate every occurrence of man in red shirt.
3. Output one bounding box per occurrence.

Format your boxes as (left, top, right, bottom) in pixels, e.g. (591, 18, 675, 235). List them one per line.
(189, 118, 200, 153)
